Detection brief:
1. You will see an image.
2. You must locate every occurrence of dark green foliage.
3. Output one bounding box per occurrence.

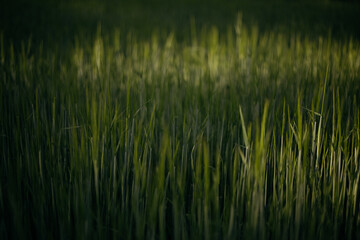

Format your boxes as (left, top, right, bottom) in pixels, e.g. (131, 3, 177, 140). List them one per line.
(1, 1, 360, 239)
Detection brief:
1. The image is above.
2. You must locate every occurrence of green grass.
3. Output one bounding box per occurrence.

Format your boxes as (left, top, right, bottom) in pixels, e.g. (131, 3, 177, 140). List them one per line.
(1, 3, 360, 239)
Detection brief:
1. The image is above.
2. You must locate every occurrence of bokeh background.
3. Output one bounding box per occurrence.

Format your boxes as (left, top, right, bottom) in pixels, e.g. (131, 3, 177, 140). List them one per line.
(1, 0, 360, 48)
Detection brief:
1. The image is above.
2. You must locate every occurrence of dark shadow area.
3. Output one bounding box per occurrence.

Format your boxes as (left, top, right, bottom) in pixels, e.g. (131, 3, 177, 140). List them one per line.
(1, 0, 360, 49)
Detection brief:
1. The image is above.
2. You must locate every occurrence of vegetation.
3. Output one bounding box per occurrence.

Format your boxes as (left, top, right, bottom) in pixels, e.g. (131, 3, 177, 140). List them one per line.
(1, 1, 360, 239)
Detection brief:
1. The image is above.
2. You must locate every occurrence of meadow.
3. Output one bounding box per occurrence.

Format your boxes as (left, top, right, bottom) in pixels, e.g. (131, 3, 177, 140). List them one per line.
(1, 0, 360, 239)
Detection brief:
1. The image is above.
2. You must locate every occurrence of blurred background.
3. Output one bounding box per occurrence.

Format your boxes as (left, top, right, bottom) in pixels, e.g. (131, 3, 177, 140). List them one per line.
(1, 0, 360, 49)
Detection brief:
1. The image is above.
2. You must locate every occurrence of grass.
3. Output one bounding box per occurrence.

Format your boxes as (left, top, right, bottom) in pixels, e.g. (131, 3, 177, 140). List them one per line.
(1, 2, 360, 239)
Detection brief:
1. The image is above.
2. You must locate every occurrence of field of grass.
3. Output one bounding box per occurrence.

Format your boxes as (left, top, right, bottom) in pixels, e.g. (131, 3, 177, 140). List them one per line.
(1, 1, 360, 239)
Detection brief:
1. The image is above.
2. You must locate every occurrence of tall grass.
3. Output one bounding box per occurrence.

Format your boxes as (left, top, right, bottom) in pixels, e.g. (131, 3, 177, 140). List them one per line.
(1, 16, 360, 239)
